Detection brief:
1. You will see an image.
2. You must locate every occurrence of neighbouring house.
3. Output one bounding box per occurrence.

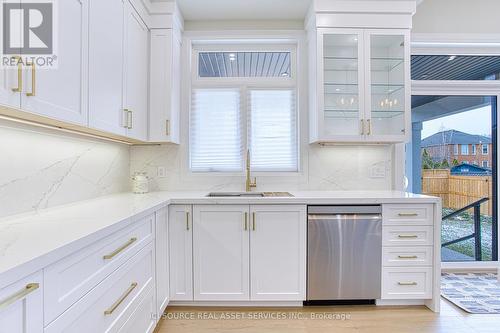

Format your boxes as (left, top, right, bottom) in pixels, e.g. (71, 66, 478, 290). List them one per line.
(421, 130, 492, 168)
(450, 163, 492, 176)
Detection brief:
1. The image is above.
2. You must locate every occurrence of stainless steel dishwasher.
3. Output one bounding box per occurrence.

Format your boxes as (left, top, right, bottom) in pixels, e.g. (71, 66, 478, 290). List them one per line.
(307, 206, 382, 302)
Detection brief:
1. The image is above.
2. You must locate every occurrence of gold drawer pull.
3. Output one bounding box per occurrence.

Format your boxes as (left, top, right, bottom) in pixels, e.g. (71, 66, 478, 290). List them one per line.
(252, 212, 256, 231)
(11, 56, 22, 93)
(103, 237, 137, 260)
(186, 211, 190, 231)
(398, 255, 418, 259)
(244, 212, 248, 230)
(0, 283, 39, 311)
(25, 61, 36, 96)
(398, 234, 418, 239)
(398, 213, 418, 217)
(398, 281, 417, 286)
(104, 282, 137, 315)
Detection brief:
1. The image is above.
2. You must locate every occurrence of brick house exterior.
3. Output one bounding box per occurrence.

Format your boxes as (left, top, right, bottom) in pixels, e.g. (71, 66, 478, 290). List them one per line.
(421, 130, 492, 168)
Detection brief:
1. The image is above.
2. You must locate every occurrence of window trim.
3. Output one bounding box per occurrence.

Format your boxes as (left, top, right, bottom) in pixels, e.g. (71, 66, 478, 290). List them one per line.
(482, 144, 489, 155)
(188, 42, 299, 175)
(471, 144, 477, 155)
(461, 144, 469, 155)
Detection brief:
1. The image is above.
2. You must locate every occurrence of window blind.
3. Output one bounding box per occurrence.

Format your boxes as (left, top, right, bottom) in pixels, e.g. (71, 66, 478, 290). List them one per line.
(190, 89, 243, 172)
(248, 89, 298, 172)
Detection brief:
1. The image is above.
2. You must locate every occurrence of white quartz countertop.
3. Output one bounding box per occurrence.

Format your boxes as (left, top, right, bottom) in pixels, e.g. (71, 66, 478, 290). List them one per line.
(0, 190, 439, 286)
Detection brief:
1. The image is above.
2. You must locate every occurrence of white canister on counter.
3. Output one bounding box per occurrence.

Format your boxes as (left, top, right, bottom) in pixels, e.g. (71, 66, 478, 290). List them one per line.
(132, 172, 149, 194)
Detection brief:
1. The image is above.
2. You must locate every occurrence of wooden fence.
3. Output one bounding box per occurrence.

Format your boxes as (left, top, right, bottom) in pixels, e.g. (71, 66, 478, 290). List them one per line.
(422, 169, 492, 216)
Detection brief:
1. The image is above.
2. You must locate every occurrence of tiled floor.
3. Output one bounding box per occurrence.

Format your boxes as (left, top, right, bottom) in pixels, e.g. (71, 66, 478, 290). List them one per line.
(154, 299, 500, 333)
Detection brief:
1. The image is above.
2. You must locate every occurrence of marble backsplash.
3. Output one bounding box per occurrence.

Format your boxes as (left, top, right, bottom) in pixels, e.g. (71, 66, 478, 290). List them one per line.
(130, 143, 393, 192)
(0, 119, 130, 219)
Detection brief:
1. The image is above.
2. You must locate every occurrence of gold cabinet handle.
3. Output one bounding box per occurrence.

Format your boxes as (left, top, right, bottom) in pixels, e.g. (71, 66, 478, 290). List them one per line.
(367, 119, 372, 135)
(186, 211, 190, 231)
(398, 213, 419, 217)
(360, 119, 365, 135)
(398, 234, 418, 239)
(252, 212, 256, 231)
(166, 119, 170, 136)
(103, 237, 137, 260)
(0, 283, 39, 311)
(11, 56, 22, 93)
(25, 61, 36, 96)
(104, 282, 137, 315)
(398, 255, 418, 259)
(398, 281, 417, 286)
(244, 212, 248, 230)
(128, 110, 133, 129)
(123, 109, 130, 128)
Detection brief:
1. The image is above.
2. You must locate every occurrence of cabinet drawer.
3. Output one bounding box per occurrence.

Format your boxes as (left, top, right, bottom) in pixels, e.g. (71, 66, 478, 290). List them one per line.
(0, 271, 43, 333)
(383, 226, 433, 246)
(45, 242, 154, 333)
(117, 284, 156, 333)
(382, 247, 433, 266)
(382, 267, 432, 299)
(383, 204, 433, 225)
(44, 214, 154, 325)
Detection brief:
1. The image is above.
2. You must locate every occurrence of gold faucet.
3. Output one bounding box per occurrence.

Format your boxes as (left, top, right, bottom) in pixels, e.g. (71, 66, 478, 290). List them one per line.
(245, 149, 257, 192)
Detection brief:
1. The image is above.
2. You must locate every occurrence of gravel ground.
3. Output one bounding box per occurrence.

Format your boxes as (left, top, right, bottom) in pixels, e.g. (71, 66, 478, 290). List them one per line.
(441, 208, 493, 261)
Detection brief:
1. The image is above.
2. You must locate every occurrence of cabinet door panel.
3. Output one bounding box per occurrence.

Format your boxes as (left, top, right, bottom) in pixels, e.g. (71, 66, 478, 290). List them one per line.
(124, 2, 148, 141)
(168, 205, 193, 301)
(193, 205, 249, 301)
(318, 28, 365, 141)
(250, 205, 306, 301)
(365, 29, 410, 142)
(155, 207, 169, 316)
(88, 0, 126, 135)
(0, 63, 21, 109)
(21, 0, 88, 125)
(0, 271, 43, 333)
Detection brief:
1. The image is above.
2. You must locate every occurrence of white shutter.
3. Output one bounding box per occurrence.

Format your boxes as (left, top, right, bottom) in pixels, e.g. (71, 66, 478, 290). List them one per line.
(249, 90, 298, 172)
(190, 89, 243, 172)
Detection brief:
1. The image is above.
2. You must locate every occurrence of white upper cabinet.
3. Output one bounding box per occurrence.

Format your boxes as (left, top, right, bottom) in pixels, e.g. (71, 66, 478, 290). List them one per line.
(1, 0, 88, 125)
(88, 0, 127, 136)
(149, 28, 181, 143)
(124, 1, 149, 141)
(308, 1, 415, 144)
(311, 28, 410, 143)
(192, 205, 250, 301)
(0, 60, 21, 109)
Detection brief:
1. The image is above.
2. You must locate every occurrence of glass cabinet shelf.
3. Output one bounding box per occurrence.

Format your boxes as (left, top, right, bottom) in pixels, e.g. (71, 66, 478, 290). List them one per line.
(325, 109, 404, 119)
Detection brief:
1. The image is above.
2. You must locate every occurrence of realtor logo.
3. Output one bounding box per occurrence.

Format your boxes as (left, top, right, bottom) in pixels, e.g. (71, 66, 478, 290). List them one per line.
(1, 0, 57, 68)
(3, 1, 53, 54)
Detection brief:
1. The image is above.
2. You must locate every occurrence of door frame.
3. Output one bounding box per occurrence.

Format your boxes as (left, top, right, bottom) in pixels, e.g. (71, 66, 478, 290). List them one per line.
(406, 34, 500, 269)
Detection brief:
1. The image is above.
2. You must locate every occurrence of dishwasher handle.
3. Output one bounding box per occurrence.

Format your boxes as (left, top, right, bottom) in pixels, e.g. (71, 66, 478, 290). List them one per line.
(308, 214, 382, 221)
(308, 205, 381, 215)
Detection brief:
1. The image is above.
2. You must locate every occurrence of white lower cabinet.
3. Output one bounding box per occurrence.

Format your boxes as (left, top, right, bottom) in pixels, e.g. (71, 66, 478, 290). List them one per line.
(188, 204, 306, 302)
(155, 207, 169, 317)
(0, 271, 43, 333)
(381, 203, 435, 302)
(168, 205, 193, 301)
(250, 205, 306, 301)
(193, 205, 250, 301)
(45, 242, 155, 333)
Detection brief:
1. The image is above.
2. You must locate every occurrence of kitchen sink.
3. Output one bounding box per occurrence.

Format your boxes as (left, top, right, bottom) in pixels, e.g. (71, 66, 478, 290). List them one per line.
(206, 192, 294, 197)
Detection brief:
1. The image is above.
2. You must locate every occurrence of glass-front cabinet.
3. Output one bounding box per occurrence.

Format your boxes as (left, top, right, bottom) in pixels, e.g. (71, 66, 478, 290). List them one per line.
(312, 28, 410, 143)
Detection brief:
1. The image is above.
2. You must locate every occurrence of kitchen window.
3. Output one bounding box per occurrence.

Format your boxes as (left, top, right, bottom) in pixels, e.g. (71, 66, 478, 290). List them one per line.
(189, 45, 298, 173)
(461, 144, 469, 155)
